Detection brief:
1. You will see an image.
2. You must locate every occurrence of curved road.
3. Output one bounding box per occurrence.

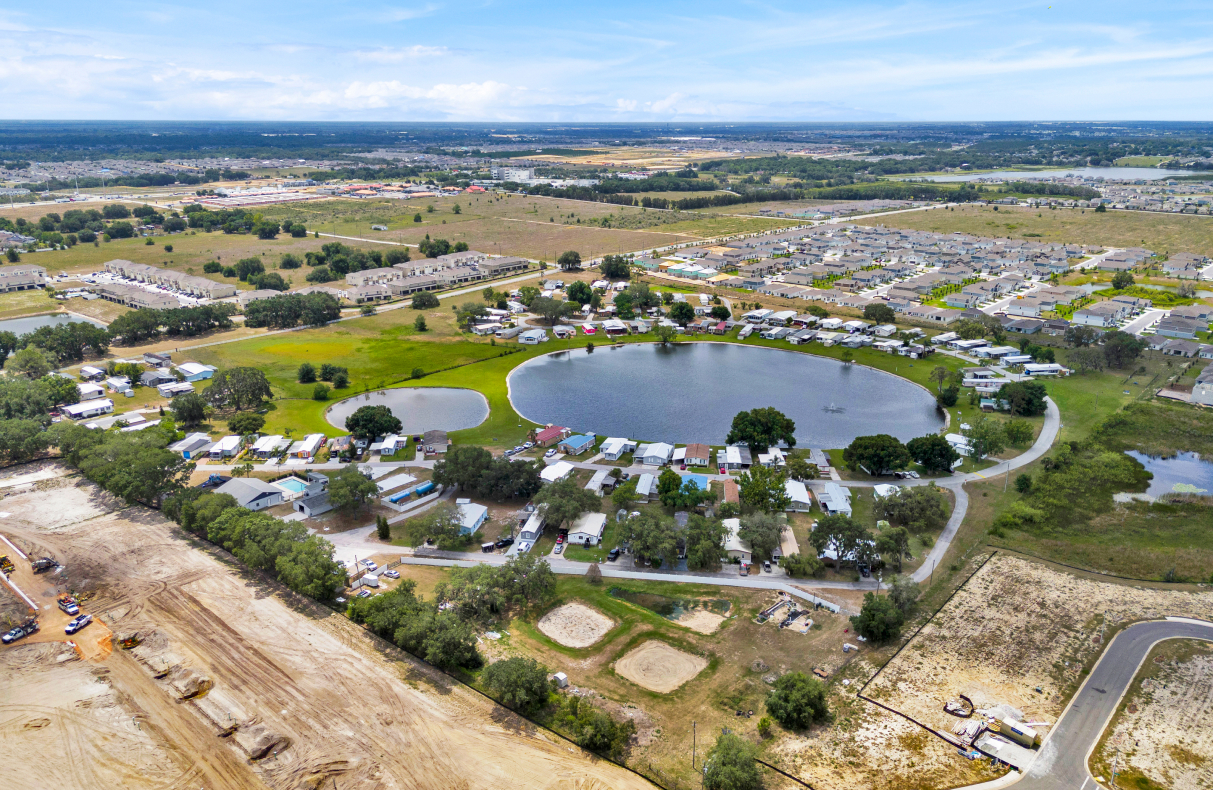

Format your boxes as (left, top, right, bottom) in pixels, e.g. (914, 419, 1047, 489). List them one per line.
(1019, 617, 1213, 790)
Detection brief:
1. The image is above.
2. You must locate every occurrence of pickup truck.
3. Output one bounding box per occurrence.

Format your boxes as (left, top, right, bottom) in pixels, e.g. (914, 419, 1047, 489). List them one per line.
(58, 595, 80, 616)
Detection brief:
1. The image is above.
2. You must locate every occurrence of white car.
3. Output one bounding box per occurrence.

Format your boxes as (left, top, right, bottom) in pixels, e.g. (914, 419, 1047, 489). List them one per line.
(544, 449, 557, 458)
(360, 559, 378, 571)
(381, 569, 400, 579)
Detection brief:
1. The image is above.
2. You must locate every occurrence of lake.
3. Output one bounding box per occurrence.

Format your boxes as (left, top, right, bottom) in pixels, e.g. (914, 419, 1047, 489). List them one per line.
(326, 387, 489, 434)
(0, 313, 105, 335)
(508, 342, 945, 446)
(1125, 451, 1213, 497)
(1080, 283, 1213, 299)
(912, 167, 1197, 183)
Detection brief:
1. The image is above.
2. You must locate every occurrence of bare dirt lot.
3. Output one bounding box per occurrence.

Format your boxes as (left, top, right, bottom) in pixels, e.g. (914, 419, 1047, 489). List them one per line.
(864, 553, 1213, 751)
(613, 641, 708, 693)
(671, 608, 725, 634)
(0, 466, 654, 790)
(539, 601, 615, 648)
(1090, 639, 1213, 790)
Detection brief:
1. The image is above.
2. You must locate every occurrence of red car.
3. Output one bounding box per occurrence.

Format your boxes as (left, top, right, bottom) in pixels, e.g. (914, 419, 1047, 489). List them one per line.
(556, 535, 564, 544)
(719, 466, 728, 475)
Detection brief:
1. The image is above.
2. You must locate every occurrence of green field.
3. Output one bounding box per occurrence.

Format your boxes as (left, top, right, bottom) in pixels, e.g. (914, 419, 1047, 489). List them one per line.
(855, 203, 1213, 257)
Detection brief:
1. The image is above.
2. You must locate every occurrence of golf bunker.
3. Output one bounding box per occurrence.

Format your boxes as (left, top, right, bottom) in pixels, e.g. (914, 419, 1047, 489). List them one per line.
(614, 641, 708, 693)
(537, 602, 615, 648)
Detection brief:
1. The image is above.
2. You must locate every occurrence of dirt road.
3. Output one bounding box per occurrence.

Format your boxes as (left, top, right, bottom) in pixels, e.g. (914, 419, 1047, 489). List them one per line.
(0, 467, 655, 790)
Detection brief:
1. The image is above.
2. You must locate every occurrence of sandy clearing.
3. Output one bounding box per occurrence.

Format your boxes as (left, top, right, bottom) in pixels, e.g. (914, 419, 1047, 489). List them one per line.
(0, 467, 656, 790)
(539, 602, 615, 648)
(614, 641, 707, 693)
(673, 608, 726, 634)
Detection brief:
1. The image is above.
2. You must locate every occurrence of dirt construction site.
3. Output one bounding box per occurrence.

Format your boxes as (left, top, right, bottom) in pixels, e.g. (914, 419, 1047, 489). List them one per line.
(0, 465, 655, 790)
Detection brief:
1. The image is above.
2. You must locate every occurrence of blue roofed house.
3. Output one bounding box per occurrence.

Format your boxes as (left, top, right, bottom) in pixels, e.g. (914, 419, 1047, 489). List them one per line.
(177, 362, 217, 382)
(558, 434, 597, 456)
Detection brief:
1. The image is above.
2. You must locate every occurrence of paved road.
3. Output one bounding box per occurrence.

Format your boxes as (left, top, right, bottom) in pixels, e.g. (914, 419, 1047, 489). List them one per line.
(1122, 308, 1164, 336)
(1019, 617, 1213, 790)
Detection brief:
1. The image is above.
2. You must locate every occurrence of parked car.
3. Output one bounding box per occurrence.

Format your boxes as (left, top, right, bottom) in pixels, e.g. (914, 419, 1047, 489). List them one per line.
(544, 449, 557, 458)
(719, 466, 727, 475)
(495, 537, 514, 549)
(65, 613, 92, 635)
(360, 559, 378, 570)
(859, 565, 872, 578)
(763, 561, 772, 573)
(522, 442, 534, 450)
(680, 464, 687, 470)
(607, 548, 621, 562)
(357, 588, 373, 598)
(381, 569, 400, 579)
(556, 534, 565, 544)
(554, 543, 563, 554)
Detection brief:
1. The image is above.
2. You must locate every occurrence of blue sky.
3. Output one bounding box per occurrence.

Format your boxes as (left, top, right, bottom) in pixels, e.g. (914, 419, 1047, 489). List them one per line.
(3, 1, 1212, 121)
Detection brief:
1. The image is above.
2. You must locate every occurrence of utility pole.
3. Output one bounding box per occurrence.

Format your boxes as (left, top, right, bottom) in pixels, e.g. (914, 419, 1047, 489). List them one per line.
(692, 720, 696, 769)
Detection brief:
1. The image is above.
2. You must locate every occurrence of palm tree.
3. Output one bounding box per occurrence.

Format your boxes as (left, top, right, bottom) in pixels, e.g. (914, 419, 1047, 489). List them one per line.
(929, 365, 950, 393)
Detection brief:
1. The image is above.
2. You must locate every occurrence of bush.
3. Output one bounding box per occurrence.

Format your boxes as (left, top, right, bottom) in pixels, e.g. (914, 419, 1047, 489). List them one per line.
(765, 671, 830, 730)
(703, 732, 762, 790)
(481, 657, 552, 713)
(297, 362, 316, 383)
(781, 553, 824, 578)
(313, 383, 330, 400)
(555, 695, 635, 761)
(850, 592, 904, 643)
(203, 261, 222, 274)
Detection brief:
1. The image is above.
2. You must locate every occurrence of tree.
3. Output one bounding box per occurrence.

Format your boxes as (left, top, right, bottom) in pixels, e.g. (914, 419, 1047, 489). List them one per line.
(963, 416, 1006, 462)
(936, 385, 959, 408)
(808, 513, 874, 570)
(414, 314, 427, 332)
(887, 575, 920, 614)
(1095, 203, 1107, 212)
(996, 380, 1048, 416)
(685, 515, 727, 571)
(202, 367, 273, 411)
(0, 419, 51, 464)
(297, 362, 316, 383)
(658, 301, 690, 326)
(738, 512, 783, 561)
(482, 657, 552, 713)
(1111, 270, 1134, 290)
(567, 280, 592, 305)
(170, 391, 207, 427)
(726, 407, 796, 453)
(929, 365, 951, 393)
(657, 467, 683, 505)
(781, 552, 824, 578)
(1004, 419, 1034, 446)
(875, 526, 911, 572)
(843, 434, 910, 476)
(703, 732, 762, 790)
(709, 304, 731, 321)
(601, 255, 631, 280)
(611, 479, 639, 512)
(586, 562, 603, 584)
(8, 346, 56, 378)
(863, 303, 896, 324)
(906, 434, 960, 474)
(228, 412, 265, 436)
(766, 671, 830, 730)
(529, 296, 575, 325)
(1014, 473, 1033, 493)
(785, 454, 818, 481)
(627, 513, 678, 566)
(1069, 346, 1106, 373)
(0, 330, 19, 365)
(1102, 330, 1147, 369)
(327, 464, 378, 513)
(40, 373, 79, 406)
(737, 464, 791, 513)
(654, 324, 678, 344)
(5, 248, 18, 263)
(1065, 324, 1100, 347)
(235, 257, 265, 281)
(400, 501, 469, 549)
(807, 304, 829, 319)
(411, 291, 440, 310)
(376, 514, 390, 540)
(345, 405, 402, 441)
(313, 383, 330, 401)
(533, 477, 601, 528)
(850, 592, 904, 643)
(557, 250, 582, 271)
(517, 285, 540, 306)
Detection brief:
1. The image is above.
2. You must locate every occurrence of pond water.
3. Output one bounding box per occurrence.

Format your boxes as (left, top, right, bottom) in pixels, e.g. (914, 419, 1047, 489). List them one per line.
(325, 387, 489, 434)
(0, 313, 105, 335)
(1079, 283, 1213, 299)
(609, 587, 731, 620)
(1125, 451, 1213, 497)
(914, 166, 1197, 182)
(508, 343, 944, 446)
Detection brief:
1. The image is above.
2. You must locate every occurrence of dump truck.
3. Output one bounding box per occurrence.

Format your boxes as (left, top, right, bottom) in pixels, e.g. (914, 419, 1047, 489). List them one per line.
(31, 557, 58, 574)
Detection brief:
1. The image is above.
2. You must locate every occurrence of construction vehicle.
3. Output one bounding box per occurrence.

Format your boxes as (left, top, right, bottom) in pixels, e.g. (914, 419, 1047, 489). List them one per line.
(0, 555, 14, 574)
(2, 618, 39, 644)
(31, 557, 58, 574)
(58, 595, 80, 616)
(119, 632, 142, 650)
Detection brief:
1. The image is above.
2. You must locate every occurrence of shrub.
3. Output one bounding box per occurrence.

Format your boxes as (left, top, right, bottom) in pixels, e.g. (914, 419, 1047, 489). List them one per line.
(481, 657, 552, 713)
(313, 383, 330, 400)
(765, 671, 830, 730)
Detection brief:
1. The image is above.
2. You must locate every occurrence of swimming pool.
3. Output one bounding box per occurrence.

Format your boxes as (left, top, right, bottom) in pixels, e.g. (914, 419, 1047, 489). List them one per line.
(276, 477, 308, 493)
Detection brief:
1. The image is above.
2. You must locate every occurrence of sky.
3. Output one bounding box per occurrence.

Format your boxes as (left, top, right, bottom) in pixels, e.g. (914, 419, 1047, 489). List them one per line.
(2, 1, 1212, 121)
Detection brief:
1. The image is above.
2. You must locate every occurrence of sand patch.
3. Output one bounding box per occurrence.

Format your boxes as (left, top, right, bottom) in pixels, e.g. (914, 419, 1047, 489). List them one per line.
(674, 608, 726, 634)
(614, 641, 707, 693)
(538, 602, 615, 648)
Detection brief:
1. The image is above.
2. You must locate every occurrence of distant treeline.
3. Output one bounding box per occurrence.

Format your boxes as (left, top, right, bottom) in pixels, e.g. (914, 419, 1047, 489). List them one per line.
(17, 168, 252, 191)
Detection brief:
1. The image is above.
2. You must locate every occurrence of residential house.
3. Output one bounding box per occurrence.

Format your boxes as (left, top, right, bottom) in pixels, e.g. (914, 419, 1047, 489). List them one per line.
(817, 483, 852, 516)
(600, 437, 637, 460)
(519, 328, 548, 345)
(1191, 365, 1213, 407)
(169, 432, 212, 459)
(722, 518, 752, 565)
(77, 382, 105, 401)
(293, 491, 333, 517)
(534, 425, 570, 447)
(208, 435, 242, 458)
(1156, 316, 1203, 339)
(634, 473, 655, 502)
(456, 499, 489, 535)
(540, 461, 575, 483)
(215, 478, 284, 511)
(784, 480, 812, 512)
(682, 443, 711, 467)
(567, 512, 607, 546)
(289, 433, 326, 459)
(636, 442, 675, 466)
(63, 399, 114, 420)
(177, 363, 217, 382)
(558, 434, 596, 456)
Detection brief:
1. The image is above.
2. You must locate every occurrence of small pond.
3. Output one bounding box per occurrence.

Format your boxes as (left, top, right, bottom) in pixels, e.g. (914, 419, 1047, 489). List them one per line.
(0, 313, 105, 335)
(326, 387, 489, 434)
(1080, 283, 1213, 299)
(1125, 451, 1213, 497)
(508, 343, 945, 446)
(911, 166, 1197, 182)
(609, 587, 731, 620)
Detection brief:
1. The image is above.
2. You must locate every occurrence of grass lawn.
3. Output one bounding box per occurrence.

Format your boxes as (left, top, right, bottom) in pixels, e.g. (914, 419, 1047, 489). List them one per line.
(562, 518, 622, 563)
(854, 204, 1213, 257)
(0, 289, 61, 320)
